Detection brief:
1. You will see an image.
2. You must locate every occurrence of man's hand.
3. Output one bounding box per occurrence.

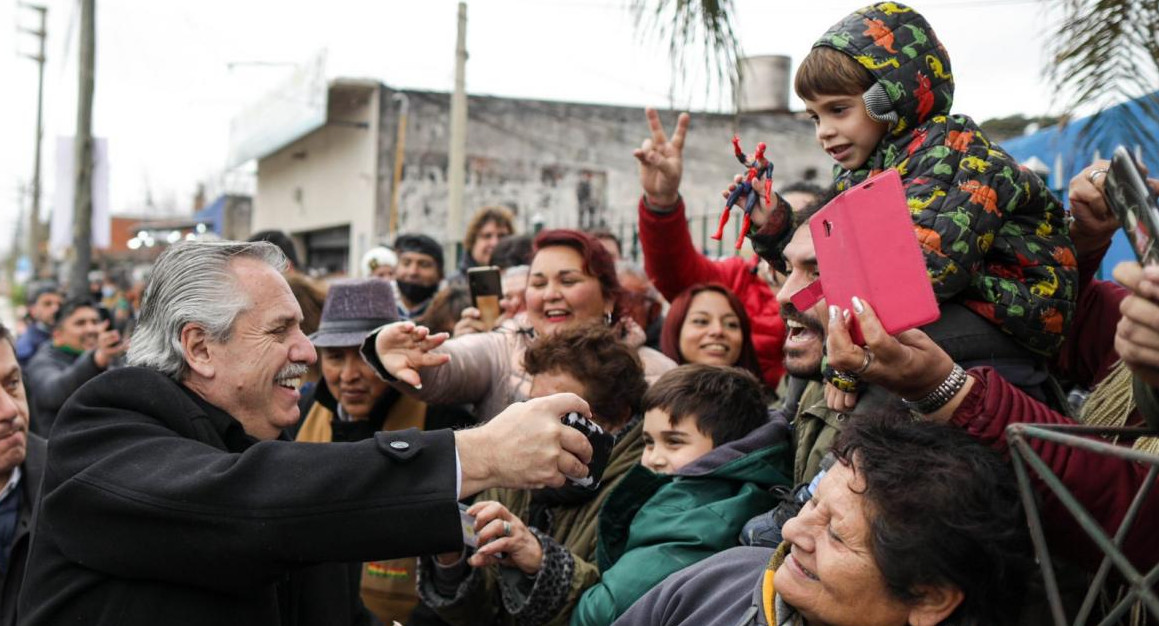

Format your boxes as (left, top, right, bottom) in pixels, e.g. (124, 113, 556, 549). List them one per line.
(634, 108, 689, 207)
(1113, 262, 1159, 387)
(373, 321, 451, 388)
(455, 393, 594, 498)
(93, 321, 129, 370)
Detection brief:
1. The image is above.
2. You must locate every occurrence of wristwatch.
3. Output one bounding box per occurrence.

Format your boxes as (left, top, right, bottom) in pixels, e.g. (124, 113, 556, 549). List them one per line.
(902, 364, 967, 414)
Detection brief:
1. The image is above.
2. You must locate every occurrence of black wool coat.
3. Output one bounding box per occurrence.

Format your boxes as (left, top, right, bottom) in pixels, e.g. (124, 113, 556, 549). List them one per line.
(17, 366, 462, 626)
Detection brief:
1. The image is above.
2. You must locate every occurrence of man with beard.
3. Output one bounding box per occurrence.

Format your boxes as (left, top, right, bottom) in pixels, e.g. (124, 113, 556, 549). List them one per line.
(395, 233, 445, 320)
(0, 322, 46, 626)
(24, 298, 128, 437)
(633, 109, 907, 488)
(17, 240, 595, 626)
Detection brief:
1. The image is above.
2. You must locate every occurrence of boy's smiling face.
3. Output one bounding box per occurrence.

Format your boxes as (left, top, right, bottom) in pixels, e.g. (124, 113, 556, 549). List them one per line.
(641, 408, 714, 474)
(804, 93, 888, 170)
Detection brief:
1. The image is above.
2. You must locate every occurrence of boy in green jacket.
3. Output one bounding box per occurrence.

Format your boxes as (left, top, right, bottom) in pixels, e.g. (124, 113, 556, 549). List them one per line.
(570, 364, 793, 626)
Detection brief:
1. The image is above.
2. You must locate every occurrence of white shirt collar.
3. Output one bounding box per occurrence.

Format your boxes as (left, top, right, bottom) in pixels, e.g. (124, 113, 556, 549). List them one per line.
(0, 466, 23, 502)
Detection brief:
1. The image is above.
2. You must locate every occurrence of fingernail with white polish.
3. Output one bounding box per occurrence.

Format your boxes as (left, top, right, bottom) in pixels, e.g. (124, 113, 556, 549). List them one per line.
(829, 305, 839, 321)
(852, 296, 865, 314)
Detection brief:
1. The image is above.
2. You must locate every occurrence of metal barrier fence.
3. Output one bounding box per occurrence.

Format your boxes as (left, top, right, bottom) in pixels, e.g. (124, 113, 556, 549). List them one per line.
(1008, 423, 1159, 625)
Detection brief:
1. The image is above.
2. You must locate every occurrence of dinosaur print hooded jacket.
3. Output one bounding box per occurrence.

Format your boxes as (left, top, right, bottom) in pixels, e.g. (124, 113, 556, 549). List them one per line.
(815, 2, 1076, 357)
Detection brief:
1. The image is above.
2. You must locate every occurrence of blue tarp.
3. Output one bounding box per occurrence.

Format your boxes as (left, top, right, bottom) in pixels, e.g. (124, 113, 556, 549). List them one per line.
(1002, 93, 1159, 276)
(192, 196, 225, 235)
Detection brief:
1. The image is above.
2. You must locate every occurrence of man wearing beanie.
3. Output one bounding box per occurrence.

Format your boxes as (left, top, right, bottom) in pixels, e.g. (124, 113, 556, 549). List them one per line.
(393, 233, 444, 320)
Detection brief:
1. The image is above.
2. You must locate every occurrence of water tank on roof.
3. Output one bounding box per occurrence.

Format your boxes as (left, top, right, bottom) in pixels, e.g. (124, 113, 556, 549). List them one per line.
(737, 55, 791, 114)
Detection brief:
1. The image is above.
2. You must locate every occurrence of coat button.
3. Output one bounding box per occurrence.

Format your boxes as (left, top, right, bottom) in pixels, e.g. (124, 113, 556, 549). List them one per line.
(389, 441, 410, 450)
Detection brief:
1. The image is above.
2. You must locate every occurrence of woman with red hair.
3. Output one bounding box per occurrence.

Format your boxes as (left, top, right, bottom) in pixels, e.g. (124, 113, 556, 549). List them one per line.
(365, 229, 676, 422)
(661, 283, 763, 383)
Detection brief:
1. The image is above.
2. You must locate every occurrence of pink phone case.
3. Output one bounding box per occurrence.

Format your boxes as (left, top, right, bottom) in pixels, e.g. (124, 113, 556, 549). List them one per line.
(804, 169, 939, 344)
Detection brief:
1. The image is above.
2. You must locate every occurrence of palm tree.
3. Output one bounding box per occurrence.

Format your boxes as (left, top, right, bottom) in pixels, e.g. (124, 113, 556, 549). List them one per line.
(1047, 0, 1159, 144)
(630, 0, 742, 107)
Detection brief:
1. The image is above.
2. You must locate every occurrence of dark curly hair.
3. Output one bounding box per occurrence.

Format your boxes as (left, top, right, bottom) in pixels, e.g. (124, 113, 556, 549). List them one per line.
(831, 418, 1033, 626)
(523, 324, 646, 431)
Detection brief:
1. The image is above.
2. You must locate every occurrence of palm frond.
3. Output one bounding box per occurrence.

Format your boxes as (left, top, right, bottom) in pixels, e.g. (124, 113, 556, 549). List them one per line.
(630, 0, 742, 109)
(1048, 0, 1159, 147)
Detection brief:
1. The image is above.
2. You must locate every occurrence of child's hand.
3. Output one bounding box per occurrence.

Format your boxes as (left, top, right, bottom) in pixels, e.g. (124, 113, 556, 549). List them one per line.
(719, 175, 777, 230)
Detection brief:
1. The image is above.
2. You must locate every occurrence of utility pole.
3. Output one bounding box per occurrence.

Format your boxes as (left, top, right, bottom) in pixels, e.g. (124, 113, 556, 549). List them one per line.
(389, 93, 408, 241)
(69, 0, 95, 300)
(446, 1, 468, 273)
(19, 3, 47, 278)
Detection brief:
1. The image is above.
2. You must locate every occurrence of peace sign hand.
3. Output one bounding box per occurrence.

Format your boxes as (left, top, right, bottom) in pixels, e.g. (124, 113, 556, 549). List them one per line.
(633, 108, 690, 207)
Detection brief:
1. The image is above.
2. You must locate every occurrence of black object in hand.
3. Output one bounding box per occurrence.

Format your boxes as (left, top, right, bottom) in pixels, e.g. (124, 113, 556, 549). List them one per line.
(561, 412, 614, 490)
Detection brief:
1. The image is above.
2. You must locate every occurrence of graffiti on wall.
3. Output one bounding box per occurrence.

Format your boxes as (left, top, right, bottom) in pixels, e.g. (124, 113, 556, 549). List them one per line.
(394, 153, 608, 239)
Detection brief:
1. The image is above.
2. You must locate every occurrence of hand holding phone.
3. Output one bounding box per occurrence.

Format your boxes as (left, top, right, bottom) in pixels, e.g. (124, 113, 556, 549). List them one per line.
(560, 412, 614, 490)
(467, 266, 503, 330)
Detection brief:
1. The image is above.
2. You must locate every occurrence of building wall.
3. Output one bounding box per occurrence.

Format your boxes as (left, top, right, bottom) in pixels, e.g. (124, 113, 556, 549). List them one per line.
(379, 89, 833, 259)
(253, 84, 381, 273)
(252, 81, 835, 272)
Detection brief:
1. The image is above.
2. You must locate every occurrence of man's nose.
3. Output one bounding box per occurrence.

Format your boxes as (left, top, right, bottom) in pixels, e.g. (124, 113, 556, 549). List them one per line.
(0, 391, 19, 421)
(291, 333, 318, 365)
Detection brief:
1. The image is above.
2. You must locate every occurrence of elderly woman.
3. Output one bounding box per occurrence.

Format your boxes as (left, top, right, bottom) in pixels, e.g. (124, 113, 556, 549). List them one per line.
(365, 229, 675, 422)
(418, 325, 649, 626)
(660, 283, 763, 383)
(614, 418, 1032, 626)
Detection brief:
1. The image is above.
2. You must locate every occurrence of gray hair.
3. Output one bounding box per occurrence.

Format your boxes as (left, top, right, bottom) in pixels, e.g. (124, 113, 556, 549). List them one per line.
(127, 240, 288, 380)
(615, 260, 662, 301)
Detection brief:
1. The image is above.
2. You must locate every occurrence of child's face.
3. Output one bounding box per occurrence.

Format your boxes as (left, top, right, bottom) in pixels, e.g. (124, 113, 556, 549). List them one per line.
(641, 408, 714, 474)
(803, 93, 888, 170)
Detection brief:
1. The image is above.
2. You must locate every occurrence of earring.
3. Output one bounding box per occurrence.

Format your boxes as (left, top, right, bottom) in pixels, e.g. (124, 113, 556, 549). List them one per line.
(604, 311, 614, 326)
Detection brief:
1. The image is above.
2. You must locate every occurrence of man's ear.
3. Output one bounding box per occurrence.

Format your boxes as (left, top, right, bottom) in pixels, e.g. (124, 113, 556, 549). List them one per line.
(180, 323, 215, 379)
(907, 585, 964, 626)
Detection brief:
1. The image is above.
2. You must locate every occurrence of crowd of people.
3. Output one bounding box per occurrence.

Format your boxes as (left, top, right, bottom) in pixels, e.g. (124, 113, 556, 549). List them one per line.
(0, 3, 1156, 625)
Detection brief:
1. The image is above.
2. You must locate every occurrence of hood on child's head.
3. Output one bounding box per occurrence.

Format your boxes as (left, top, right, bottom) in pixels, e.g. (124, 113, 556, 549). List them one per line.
(814, 2, 954, 136)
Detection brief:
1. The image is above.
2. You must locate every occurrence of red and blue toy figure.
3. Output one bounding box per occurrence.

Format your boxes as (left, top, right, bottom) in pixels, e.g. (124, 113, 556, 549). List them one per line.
(713, 136, 775, 250)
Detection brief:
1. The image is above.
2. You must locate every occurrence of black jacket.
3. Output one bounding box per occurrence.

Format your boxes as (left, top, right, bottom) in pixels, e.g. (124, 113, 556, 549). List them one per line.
(23, 342, 103, 437)
(17, 366, 461, 626)
(0, 432, 45, 626)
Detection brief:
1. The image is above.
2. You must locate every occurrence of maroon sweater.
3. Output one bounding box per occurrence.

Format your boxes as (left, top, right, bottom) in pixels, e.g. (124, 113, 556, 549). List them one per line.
(952, 242, 1155, 571)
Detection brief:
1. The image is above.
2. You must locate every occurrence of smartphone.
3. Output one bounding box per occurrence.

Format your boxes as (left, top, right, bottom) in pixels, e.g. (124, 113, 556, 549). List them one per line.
(467, 266, 503, 329)
(1105, 146, 1159, 266)
(458, 503, 479, 549)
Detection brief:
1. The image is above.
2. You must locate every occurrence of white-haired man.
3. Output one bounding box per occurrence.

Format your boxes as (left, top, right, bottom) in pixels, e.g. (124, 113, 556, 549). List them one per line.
(18, 241, 593, 626)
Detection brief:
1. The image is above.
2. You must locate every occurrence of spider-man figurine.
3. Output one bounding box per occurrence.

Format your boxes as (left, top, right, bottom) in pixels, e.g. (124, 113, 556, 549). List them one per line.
(712, 136, 775, 250)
